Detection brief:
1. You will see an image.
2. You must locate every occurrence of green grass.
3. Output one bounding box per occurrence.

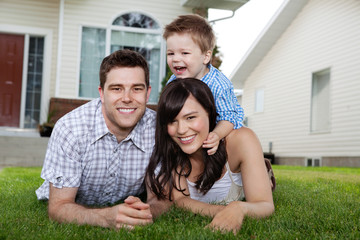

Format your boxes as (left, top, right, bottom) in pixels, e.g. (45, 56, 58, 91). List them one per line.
(0, 166, 359, 239)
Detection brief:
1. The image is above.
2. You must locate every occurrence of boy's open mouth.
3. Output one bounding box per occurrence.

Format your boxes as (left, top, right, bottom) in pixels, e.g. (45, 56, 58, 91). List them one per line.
(174, 66, 186, 74)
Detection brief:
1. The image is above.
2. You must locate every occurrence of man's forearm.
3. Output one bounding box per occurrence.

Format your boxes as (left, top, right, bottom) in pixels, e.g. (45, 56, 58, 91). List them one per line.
(48, 185, 153, 228)
(48, 199, 112, 227)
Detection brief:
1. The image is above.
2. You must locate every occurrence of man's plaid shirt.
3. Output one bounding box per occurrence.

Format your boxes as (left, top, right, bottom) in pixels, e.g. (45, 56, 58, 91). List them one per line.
(36, 98, 156, 206)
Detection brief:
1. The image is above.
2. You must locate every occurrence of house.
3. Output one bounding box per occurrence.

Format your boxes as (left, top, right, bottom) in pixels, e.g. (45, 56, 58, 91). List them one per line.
(0, 0, 248, 166)
(230, 0, 360, 167)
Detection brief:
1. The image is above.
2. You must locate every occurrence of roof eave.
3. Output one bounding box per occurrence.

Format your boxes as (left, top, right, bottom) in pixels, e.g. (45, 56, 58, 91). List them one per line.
(180, 0, 249, 12)
(230, 0, 309, 89)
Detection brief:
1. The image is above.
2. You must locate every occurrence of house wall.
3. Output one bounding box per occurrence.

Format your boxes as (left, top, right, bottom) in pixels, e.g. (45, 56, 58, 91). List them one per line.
(0, 0, 58, 29)
(58, 0, 192, 98)
(241, 0, 360, 166)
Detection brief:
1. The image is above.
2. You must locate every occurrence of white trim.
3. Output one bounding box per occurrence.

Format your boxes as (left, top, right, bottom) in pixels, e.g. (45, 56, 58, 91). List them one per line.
(41, 33, 53, 124)
(19, 35, 29, 128)
(75, 25, 83, 98)
(0, 24, 51, 35)
(108, 10, 163, 29)
(158, 37, 167, 101)
(106, 27, 111, 56)
(55, 0, 64, 97)
(110, 25, 162, 34)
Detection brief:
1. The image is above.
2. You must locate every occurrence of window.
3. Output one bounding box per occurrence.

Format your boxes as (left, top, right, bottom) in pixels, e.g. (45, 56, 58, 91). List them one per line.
(79, 12, 163, 103)
(255, 88, 264, 112)
(311, 69, 330, 132)
(306, 157, 322, 167)
(79, 27, 106, 98)
(24, 37, 44, 128)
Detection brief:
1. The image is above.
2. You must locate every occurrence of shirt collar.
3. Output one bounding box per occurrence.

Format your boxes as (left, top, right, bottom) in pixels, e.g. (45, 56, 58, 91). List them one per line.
(124, 109, 151, 152)
(91, 99, 110, 144)
(200, 64, 214, 83)
(91, 102, 150, 153)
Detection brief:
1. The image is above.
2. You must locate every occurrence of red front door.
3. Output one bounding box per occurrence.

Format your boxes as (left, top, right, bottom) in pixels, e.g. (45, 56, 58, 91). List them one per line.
(0, 33, 24, 127)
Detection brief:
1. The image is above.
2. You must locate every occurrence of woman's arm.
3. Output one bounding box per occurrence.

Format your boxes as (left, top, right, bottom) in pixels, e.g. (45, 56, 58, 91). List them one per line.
(171, 174, 225, 217)
(209, 127, 274, 233)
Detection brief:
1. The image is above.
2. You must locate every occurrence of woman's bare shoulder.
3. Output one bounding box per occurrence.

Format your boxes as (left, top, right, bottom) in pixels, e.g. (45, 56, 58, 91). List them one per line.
(226, 127, 263, 171)
(227, 127, 259, 145)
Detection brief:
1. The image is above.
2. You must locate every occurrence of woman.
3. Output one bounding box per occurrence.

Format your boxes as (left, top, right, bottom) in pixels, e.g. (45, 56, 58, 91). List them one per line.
(146, 78, 274, 233)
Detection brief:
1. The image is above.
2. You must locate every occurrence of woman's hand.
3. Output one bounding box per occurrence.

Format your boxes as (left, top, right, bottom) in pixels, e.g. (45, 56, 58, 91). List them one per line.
(206, 201, 244, 234)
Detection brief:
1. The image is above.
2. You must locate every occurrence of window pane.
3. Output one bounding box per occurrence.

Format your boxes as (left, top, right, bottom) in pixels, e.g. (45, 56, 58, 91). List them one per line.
(111, 30, 161, 103)
(24, 36, 44, 128)
(112, 12, 160, 29)
(79, 27, 106, 98)
(111, 31, 161, 48)
(255, 88, 264, 112)
(79, 14, 162, 102)
(311, 69, 330, 132)
(307, 158, 312, 167)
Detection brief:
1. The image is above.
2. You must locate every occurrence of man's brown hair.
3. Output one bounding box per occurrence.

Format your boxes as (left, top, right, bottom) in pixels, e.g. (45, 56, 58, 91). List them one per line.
(99, 49, 149, 89)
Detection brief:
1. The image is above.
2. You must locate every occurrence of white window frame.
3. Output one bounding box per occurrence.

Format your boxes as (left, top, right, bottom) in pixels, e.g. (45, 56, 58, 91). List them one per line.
(305, 157, 322, 167)
(255, 88, 264, 113)
(310, 68, 331, 133)
(78, 11, 165, 103)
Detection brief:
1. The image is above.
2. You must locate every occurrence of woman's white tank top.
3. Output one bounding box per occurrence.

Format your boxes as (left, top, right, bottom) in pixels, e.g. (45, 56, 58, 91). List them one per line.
(186, 162, 245, 205)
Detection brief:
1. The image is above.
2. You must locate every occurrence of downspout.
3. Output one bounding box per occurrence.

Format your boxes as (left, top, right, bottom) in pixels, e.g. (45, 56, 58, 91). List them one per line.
(209, 10, 236, 24)
(55, 0, 64, 97)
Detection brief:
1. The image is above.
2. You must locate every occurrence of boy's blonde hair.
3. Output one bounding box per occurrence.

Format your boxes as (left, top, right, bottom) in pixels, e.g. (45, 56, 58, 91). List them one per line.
(163, 14, 216, 53)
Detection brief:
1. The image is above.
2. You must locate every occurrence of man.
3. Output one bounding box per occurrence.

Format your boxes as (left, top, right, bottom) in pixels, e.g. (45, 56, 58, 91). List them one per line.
(36, 49, 168, 229)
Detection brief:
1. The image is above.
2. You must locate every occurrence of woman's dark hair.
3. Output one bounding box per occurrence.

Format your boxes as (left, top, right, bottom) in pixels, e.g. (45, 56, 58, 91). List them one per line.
(146, 78, 227, 200)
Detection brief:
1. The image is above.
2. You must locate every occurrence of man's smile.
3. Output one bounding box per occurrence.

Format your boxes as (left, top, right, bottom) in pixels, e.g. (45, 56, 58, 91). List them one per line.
(117, 108, 136, 113)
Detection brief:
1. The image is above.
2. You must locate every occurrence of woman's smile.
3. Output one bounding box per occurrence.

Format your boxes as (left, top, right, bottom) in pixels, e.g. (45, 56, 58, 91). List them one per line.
(179, 135, 196, 144)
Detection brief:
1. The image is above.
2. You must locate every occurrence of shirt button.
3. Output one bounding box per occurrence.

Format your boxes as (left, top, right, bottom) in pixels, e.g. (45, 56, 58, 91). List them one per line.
(113, 148, 117, 153)
(110, 173, 115, 177)
(56, 177, 62, 182)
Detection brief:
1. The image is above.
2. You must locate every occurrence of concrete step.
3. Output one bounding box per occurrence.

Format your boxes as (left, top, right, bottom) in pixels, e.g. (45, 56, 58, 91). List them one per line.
(0, 128, 48, 167)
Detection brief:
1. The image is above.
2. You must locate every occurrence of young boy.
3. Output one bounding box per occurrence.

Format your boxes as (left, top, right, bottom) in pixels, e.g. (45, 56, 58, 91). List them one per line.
(164, 14, 244, 155)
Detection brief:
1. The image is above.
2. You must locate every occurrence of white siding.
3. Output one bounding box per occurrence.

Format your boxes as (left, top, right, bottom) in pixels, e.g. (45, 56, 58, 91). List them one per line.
(242, 0, 360, 157)
(58, 0, 192, 98)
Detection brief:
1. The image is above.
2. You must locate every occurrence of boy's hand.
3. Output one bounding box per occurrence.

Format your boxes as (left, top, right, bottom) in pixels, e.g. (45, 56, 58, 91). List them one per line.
(203, 132, 220, 155)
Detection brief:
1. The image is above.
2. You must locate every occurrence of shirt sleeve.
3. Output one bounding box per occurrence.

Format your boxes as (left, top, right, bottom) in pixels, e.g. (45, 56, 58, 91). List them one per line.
(215, 87, 244, 129)
(39, 120, 82, 189)
(166, 74, 177, 84)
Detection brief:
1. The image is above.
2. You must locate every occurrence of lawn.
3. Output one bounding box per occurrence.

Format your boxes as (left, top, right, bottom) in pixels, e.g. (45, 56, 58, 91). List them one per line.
(0, 166, 359, 240)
